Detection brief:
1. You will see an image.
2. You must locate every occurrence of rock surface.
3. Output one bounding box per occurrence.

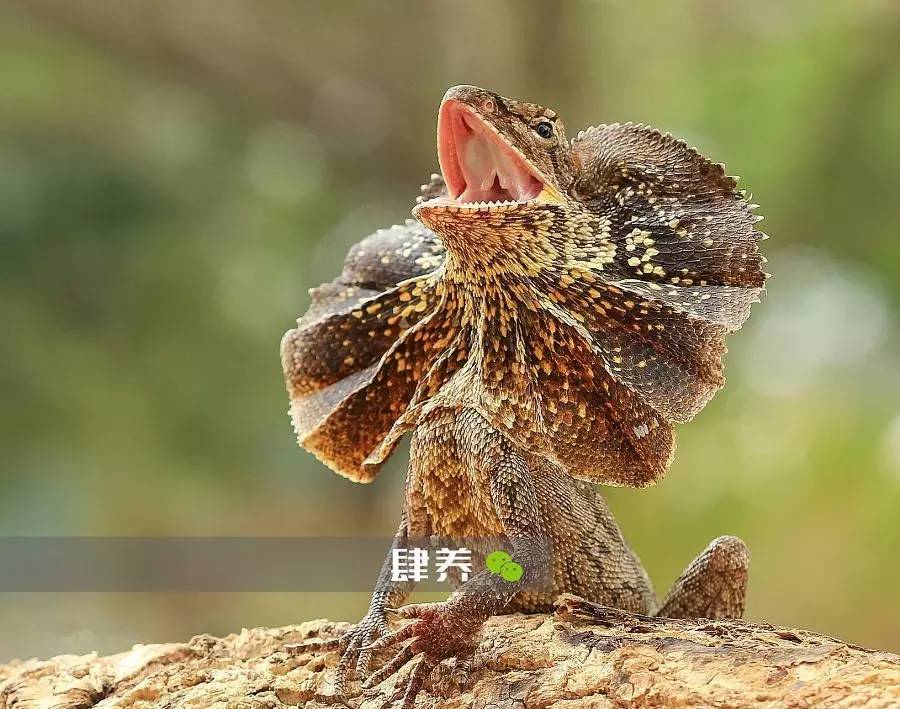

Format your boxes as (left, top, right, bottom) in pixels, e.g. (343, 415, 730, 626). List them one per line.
(2, 596, 898, 708)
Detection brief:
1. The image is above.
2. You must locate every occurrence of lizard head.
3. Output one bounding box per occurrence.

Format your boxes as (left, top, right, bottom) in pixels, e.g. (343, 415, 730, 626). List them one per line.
(415, 85, 574, 223)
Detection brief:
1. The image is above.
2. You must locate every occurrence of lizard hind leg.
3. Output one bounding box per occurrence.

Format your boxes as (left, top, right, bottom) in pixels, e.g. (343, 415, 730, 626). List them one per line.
(656, 535, 749, 620)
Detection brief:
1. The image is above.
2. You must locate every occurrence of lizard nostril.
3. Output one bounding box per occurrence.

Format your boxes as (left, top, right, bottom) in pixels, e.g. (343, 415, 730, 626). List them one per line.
(481, 98, 496, 114)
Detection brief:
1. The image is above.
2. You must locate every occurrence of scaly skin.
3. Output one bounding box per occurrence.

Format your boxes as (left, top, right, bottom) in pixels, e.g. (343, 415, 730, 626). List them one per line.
(281, 85, 766, 706)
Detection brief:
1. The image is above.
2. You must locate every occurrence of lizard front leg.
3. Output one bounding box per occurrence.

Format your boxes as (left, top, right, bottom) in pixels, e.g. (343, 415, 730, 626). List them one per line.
(288, 516, 416, 697)
(364, 421, 552, 708)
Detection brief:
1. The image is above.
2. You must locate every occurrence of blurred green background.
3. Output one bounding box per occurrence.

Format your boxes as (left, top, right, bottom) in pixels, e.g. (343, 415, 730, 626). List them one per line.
(1, 0, 899, 660)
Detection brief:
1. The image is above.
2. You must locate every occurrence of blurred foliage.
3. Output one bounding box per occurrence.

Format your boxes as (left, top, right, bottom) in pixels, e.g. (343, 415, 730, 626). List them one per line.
(1, 0, 899, 659)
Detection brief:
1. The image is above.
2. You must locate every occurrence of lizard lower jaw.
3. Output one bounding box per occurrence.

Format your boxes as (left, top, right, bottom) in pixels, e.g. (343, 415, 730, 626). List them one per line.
(413, 189, 561, 217)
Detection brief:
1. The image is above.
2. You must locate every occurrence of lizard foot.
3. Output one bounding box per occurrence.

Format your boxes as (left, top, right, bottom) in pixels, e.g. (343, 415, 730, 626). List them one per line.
(287, 608, 390, 700)
(361, 602, 479, 709)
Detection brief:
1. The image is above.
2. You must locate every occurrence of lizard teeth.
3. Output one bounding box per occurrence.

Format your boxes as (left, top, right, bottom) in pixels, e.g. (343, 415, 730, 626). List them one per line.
(453, 199, 523, 211)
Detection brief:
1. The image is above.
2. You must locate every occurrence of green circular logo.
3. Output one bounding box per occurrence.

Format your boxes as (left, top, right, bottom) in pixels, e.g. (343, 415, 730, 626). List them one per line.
(486, 550, 512, 574)
(499, 561, 524, 582)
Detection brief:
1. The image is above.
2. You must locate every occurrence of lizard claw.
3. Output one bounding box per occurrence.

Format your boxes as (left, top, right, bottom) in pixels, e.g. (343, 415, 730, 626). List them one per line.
(287, 609, 391, 700)
(285, 635, 344, 655)
(361, 602, 480, 707)
(335, 610, 392, 698)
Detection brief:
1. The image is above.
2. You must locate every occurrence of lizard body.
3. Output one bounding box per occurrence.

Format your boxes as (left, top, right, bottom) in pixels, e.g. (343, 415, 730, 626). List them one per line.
(281, 85, 766, 706)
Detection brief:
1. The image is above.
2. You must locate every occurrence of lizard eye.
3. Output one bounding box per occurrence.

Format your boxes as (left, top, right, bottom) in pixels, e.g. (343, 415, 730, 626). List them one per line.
(535, 121, 554, 139)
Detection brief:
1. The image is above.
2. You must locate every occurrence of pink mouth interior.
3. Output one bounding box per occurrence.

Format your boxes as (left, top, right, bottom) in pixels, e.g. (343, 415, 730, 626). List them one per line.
(438, 100, 545, 203)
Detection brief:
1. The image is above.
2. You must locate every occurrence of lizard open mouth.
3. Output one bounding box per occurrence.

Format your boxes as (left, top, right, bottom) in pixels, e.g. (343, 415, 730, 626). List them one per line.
(433, 99, 562, 208)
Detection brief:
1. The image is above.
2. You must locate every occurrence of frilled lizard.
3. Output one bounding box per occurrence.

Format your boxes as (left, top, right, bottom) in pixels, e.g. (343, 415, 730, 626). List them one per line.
(281, 85, 767, 707)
